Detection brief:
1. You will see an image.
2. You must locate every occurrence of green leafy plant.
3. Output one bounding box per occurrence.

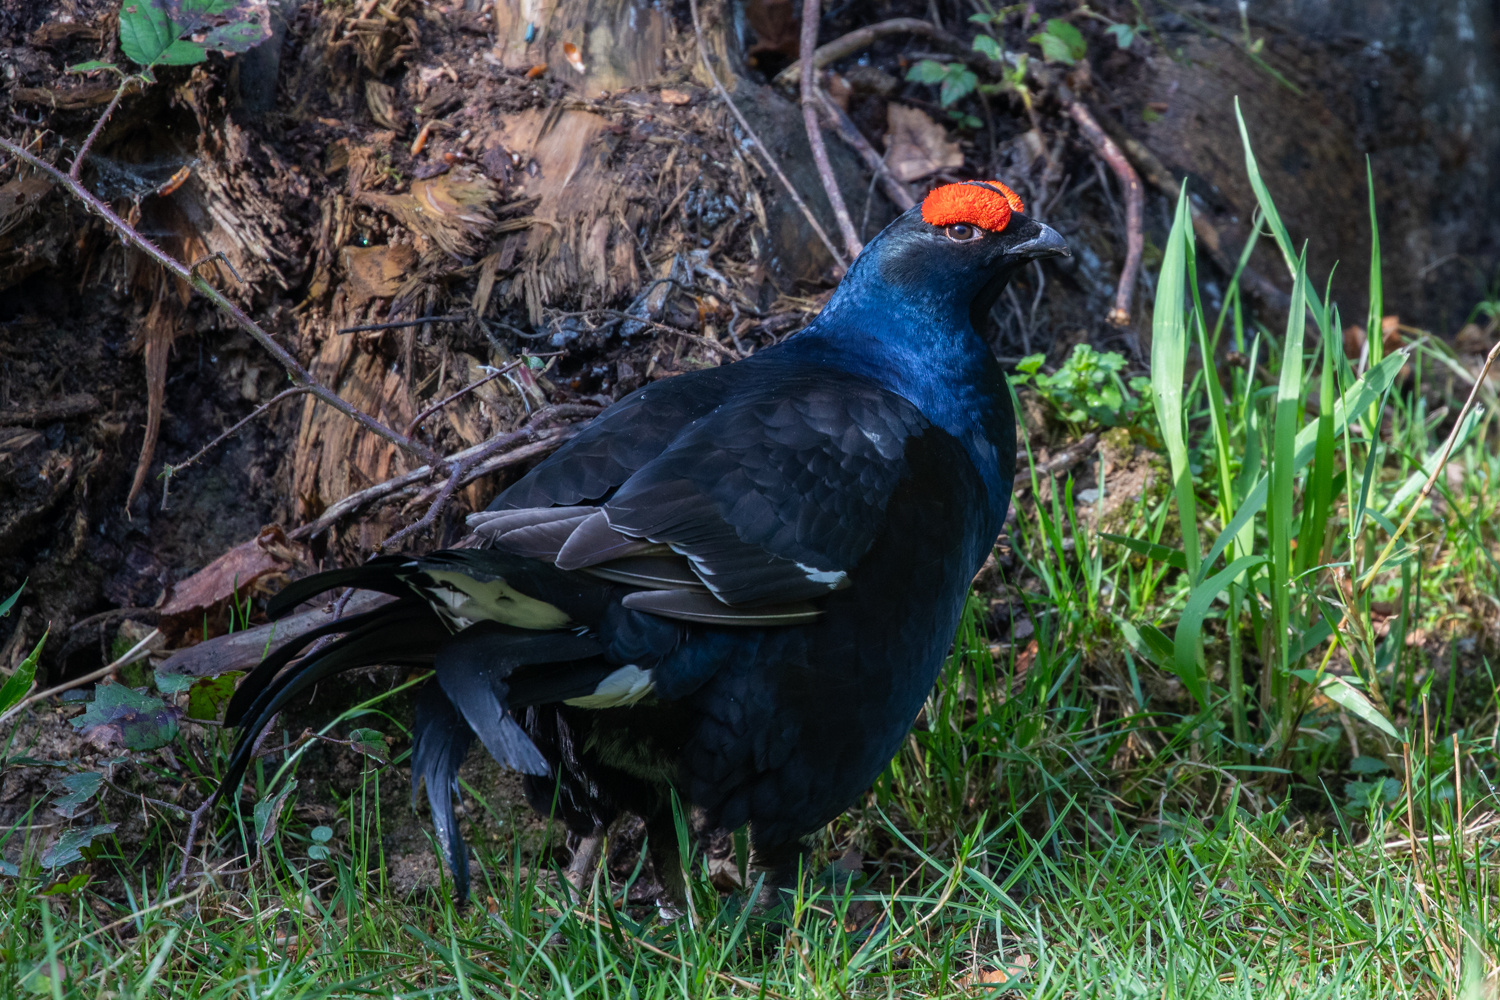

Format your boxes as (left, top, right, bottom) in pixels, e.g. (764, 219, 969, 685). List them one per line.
(1029, 18, 1086, 65)
(71, 683, 183, 751)
(1012, 344, 1152, 433)
(905, 59, 978, 107)
(67, 0, 269, 78)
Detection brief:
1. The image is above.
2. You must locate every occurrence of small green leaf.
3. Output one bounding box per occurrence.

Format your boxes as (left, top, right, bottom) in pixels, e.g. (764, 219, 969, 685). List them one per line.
(40, 823, 117, 870)
(186, 672, 240, 721)
(0, 629, 46, 715)
(1105, 23, 1135, 48)
(153, 669, 195, 695)
(0, 859, 17, 876)
(40, 871, 91, 896)
(52, 772, 104, 819)
(1349, 755, 1390, 775)
(972, 34, 1003, 61)
(904, 59, 950, 85)
(348, 727, 389, 763)
(72, 683, 182, 751)
(66, 59, 121, 73)
(0, 582, 26, 617)
(311, 825, 334, 843)
(253, 779, 298, 846)
(1030, 19, 1086, 65)
(938, 67, 978, 107)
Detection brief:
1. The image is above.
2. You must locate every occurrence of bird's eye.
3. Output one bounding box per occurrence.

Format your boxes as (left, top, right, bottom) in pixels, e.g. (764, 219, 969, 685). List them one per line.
(944, 223, 982, 242)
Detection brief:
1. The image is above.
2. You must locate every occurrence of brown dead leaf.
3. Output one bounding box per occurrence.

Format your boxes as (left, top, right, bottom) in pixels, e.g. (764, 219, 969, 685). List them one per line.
(885, 104, 963, 183)
(659, 88, 692, 106)
(0, 174, 52, 237)
(342, 243, 419, 307)
(365, 80, 407, 132)
(159, 526, 299, 618)
(960, 955, 1032, 992)
(357, 169, 498, 258)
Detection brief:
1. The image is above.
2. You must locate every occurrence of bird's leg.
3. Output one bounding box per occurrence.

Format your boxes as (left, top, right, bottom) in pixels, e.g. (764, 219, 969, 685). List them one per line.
(645, 814, 688, 918)
(749, 835, 812, 914)
(563, 823, 607, 891)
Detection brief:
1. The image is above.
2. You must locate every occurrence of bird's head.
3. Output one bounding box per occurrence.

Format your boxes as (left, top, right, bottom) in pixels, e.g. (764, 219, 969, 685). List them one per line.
(836, 180, 1071, 333)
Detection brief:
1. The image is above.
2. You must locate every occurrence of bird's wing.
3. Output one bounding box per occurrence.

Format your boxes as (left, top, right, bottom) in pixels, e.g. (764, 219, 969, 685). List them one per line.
(472, 368, 932, 613)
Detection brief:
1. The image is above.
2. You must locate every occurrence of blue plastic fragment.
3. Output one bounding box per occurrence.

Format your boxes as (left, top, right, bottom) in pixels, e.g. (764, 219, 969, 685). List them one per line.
(524, 21, 536, 42)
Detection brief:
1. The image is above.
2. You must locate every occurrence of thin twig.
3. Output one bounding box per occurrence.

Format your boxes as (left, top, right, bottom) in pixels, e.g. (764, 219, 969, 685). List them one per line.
(775, 18, 962, 88)
(0, 629, 161, 728)
(160, 387, 312, 509)
(338, 314, 469, 335)
(687, 0, 846, 271)
(815, 88, 915, 211)
(69, 77, 131, 180)
(404, 363, 517, 438)
(188, 250, 244, 285)
(289, 413, 593, 542)
(1061, 94, 1143, 331)
(800, 0, 861, 259)
(0, 136, 440, 467)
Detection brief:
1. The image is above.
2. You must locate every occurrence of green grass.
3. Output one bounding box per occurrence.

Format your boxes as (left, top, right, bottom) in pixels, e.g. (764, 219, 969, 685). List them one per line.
(3, 112, 1500, 997)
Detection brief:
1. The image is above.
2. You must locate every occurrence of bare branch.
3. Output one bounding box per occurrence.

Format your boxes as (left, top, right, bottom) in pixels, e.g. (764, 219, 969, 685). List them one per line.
(800, 0, 861, 260)
(815, 87, 915, 212)
(1060, 95, 1143, 331)
(0, 136, 441, 467)
(69, 76, 132, 180)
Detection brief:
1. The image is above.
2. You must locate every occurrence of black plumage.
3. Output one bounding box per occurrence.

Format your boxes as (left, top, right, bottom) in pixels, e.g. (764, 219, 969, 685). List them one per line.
(219, 184, 1069, 900)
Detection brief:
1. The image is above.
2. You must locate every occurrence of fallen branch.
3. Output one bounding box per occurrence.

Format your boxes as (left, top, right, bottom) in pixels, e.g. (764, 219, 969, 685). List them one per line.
(1058, 91, 1142, 330)
(687, 0, 847, 271)
(0, 628, 161, 728)
(775, 18, 964, 88)
(290, 406, 597, 543)
(800, 0, 861, 259)
(0, 136, 440, 467)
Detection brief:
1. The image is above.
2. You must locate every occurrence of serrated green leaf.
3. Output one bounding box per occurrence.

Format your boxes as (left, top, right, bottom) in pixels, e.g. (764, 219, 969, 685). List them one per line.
(153, 669, 195, 695)
(71, 683, 182, 751)
(39, 823, 117, 870)
(938, 67, 978, 107)
(1031, 19, 1085, 64)
(186, 672, 240, 721)
(972, 34, 1003, 61)
(157, 38, 208, 64)
(0, 629, 45, 714)
(52, 772, 104, 819)
(348, 727, 389, 763)
(119, 0, 177, 66)
(202, 20, 266, 52)
(905, 59, 950, 85)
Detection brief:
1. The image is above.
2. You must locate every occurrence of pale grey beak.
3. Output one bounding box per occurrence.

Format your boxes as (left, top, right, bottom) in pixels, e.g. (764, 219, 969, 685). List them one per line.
(1014, 222, 1071, 260)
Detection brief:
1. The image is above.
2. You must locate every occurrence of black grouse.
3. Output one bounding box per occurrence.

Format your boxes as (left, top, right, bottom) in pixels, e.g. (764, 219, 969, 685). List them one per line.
(219, 180, 1069, 899)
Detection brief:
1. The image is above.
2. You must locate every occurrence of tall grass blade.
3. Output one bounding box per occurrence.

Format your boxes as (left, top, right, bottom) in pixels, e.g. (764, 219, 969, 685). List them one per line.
(1268, 248, 1309, 699)
(1151, 184, 1201, 577)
